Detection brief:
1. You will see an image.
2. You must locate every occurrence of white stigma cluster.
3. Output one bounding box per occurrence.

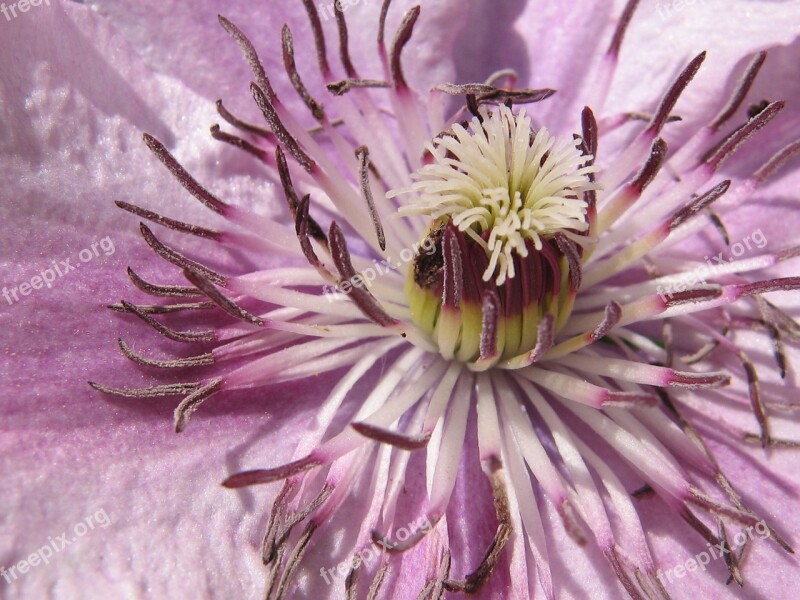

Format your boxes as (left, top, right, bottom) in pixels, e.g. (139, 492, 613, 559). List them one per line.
(393, 105, 597, 285)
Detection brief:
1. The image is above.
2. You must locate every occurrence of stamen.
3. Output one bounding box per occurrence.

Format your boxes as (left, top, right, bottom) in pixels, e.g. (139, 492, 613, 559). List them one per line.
(251, 83, 315, 172)
(120, 300, 216, 343)
(274, 522, 316, 599)
(115, 200, 221, 240)
(333, 3, 357, 77)
(356, 146, 387, 251)
(435, 83, 556, 106)
(710, 51, 767, 131)
(222, 456, 323, 488)
(669, 180, 731, 230)
(87, 381, 200, 397)
(753, 138, 800, 184)
(300, 0, 330, 75)
(173, 378, 223, 432)
(126, 266, 202, 298)
(705, 101, 784, 170)
(275, 147, 328, 247)
(351, 421, 430, 450)
(142, 133, 228, 214)
(139, 223, 227, 286)
(581, 106, 598, 165)
(216, 98, 274, 139)
(218, 16, 274, 99)
(607, 0, 641, 58)
(295, 195, 335, 281)
(281, 25, 325, 121)
(327, 79, 392, 96)
(182, 269, 265, 327)
(554, 233, 582, 290)
(116, 338, 215, 368)
(108, 301, 215, 314)
(389, 5, 420, 90)
(329, 221, 402, 330)
(377, 0, 393, 57)
(647, 52, 706, 136)
(210, 124, 268, 161)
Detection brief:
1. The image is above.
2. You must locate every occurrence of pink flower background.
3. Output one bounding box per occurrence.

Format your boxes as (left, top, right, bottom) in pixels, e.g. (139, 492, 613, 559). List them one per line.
(2, 0, 800, 597)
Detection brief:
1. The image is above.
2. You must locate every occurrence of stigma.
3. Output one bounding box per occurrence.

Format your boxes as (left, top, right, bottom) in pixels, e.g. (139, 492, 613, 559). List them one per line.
(392, 105, 598, 367)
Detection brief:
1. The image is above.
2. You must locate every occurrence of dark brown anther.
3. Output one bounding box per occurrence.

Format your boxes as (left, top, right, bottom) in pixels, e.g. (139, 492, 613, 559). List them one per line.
(108, 301, 215, 315)
(300, 0, 330, 75)
(581, 106, 598, 164)
(329, 221, 401, 329)
(389, 5, 420, 89)
(182, 269, 265, 327)
(706, 209, 731, 245)
(479, 290, 500, 361)
(88, 381, 201, 398)
(173, 378, 223, 433)
(554, 233, 582, 290)
(222, 456, 323, 489)
(218, 15, 275, 100)
(210, 124, 268, 161)
(126, 267, 203, 298)
(630, 137, 668, 192)
(295, 194, 335, 281)
(647, 52, 706, 136)
(326, 78, 392, 96)
(436, 83, 556, 106)
(441, 226, 462, 309)
(607, 0, 641, 58)
(590, 301, 622, 341)
(711, 51, 767, 131)
(142, 133, 228, 214)
(117, 339, 215, 369)
(251, 83, 316, 173)
(737, 277, 800, 298)
(282, 25, 326, 122)
(669, 180, 731, 230)
(705, 101, 784, 170)
(664, 287, 722, 307)
(274, 522, 316, 600)
(753, 138, 800, 185)
(215, 99, 274, 140)
(527, 314, 555, 363)
(351, 421, 431, 450)
(121, 300, 216, 343)
(334, 1, 358, 77)
(355, 146, 387, 251)
(138, 223, 227, 287)
(115, 200, 221, 240)
(275, 148, 328, 248)
(378, 0, 394, 52)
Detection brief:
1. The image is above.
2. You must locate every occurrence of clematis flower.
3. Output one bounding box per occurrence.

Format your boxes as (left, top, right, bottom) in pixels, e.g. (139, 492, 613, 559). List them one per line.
(3, 1, 800, 599)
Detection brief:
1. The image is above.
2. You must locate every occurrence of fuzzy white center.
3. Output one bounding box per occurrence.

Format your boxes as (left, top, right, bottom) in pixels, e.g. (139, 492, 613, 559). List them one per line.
(392, 105, 597, 285)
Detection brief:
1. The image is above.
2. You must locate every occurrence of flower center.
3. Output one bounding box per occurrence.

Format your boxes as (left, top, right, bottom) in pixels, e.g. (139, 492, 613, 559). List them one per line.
(391, 105, 597, 366)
